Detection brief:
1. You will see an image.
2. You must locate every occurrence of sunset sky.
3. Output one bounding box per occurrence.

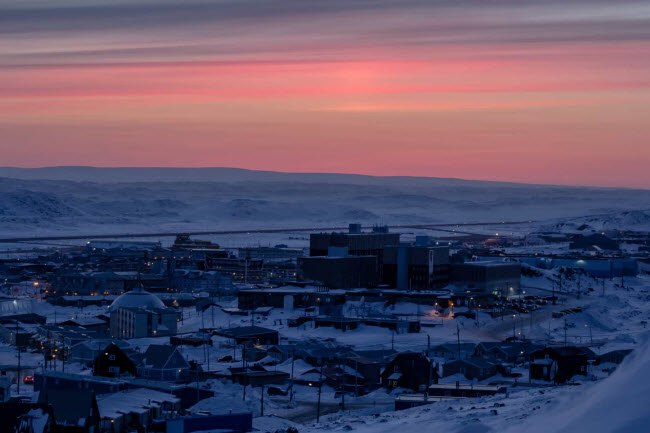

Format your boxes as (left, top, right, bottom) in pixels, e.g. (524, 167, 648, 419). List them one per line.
(1, 0, 649, 187)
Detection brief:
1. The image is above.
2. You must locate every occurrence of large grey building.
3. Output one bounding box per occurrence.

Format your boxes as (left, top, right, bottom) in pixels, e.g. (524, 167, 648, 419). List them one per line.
(299, 250, 379, 289)
(382, 243, 450, 290)
(450, 261, 521, 296)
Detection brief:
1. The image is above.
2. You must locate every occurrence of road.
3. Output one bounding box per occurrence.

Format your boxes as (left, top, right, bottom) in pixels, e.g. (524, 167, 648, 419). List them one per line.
(0, 220, 533, 243)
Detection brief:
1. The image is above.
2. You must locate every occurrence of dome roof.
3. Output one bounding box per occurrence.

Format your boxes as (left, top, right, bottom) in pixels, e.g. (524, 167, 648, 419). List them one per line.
(108, 288, 166, 312)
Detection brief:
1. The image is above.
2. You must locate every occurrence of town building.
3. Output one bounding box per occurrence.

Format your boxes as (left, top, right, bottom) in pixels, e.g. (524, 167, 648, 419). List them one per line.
(213, 326, 279, 346)
(530, 346, 596, 383)
(93, 342, 138, 377)
(382, 243, 450, 290)
(450, 260, 521, 296)
(381, 352, 433, 391)
(442, 358, 499, 381)
(298, 251, 379, 289)
(137, 344, 191, 381)
(108, 288, 178, 339)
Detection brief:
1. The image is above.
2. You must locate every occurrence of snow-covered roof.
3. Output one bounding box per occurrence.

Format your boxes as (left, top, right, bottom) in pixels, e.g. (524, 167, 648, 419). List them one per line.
(97, 388, 179, 419)
(107, 288, 166, 312)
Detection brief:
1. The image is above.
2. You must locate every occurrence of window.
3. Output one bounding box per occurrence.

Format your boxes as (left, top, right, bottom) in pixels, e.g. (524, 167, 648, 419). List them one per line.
(109, 355, 115, 361)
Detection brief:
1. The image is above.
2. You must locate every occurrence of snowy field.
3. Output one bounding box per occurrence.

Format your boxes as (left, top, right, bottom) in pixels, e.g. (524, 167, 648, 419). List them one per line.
(1, 167, 650, 239)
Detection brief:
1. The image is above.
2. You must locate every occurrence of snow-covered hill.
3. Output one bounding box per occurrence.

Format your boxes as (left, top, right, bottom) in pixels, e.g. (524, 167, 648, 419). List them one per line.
(0, 167, 648, 237)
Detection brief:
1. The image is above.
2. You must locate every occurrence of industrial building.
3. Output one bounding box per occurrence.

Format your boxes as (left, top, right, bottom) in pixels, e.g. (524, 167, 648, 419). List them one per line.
(309, 224, 399, 275)
(382, 241, 450, 290)
(450, 261, 521, 296)
(299, 251, 379, 289)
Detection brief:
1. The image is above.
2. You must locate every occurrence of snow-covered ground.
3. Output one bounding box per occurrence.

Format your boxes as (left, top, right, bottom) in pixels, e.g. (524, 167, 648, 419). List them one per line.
(1, 167, 649, 239)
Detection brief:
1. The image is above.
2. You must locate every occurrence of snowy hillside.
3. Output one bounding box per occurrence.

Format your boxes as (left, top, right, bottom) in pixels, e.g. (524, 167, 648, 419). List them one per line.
(0, 167, 649, 237)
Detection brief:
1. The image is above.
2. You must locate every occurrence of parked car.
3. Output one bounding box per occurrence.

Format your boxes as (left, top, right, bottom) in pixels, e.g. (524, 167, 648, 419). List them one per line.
(23, 376, 34, 385)
(218, 355, 233, 362)
(267, 386, 289, 396)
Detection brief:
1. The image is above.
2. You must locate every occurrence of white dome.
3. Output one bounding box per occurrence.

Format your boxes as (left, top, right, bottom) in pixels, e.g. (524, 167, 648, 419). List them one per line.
(108, 288, 166, 312)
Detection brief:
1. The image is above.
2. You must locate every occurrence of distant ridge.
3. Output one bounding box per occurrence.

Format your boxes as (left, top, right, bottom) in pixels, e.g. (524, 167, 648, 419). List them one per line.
(0, 166, 642, 190)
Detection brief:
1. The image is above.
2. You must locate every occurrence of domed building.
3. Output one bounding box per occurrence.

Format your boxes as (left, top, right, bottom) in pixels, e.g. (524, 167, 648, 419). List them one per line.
(108, 287, 178, 339)
(108, 288, 166, 313)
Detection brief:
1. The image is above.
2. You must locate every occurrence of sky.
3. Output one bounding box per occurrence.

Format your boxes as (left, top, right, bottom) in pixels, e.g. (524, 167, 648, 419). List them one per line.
(1, 0, 649, 188)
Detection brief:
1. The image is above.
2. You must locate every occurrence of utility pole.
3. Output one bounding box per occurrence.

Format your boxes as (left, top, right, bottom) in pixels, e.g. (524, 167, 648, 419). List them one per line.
(354, 359, 359, 398)
(196, 367, 200, 405)
(260, 384, 265, 416)
(577, 275, 581, 299)
(513, 315, 516, 340)
(564, 319, 568, 347)
(206, 342, 210, 372)
(290, 352, 295, 402)
(316, 365, 323, 422)
(17, 346, 21, 395)
(552, 281, 556, 305)
(456, 323, 461, 360)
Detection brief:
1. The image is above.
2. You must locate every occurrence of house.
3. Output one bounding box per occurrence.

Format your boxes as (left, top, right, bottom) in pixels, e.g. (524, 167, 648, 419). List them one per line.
(323, 365, 373, 394)
(426, 343, 476, 361)
(93, 342, 138, 377)
(137, 344, 191, 381)
(530, 346, 596, 383)
(428, 383, 506, 398)
(342, 355, 382, 387)
(213, 326, 279, 346)
(443, 358, 499, 381)
(529, 358, 555, 382)
(69, 340, 130, 366)
(0, 377, 10, 402)
(0, 322, 33, 347)
(37, 389, 100, 433)
(381, 352, 433, 391)
(34, 371, 126, 394)
(0, 402, 55, 433)
(267, 345, 294, 362)
(97, 388, 181, 433)
(475, 341, 543, 363)
(244, 346, 269, 363)
(597, 349, 633, 365)
(59, 317, 110, 336)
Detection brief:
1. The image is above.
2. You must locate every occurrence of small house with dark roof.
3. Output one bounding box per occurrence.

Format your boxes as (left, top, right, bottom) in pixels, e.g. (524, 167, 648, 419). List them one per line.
(381, 352, 433, 391)
(0, 377, 10, 402)
(530, 346, 596, 383)
(59, 317, 110, 336)
(37, 389, 100, 433)
(597, 349, 633, 365)
(93, 342, 138, 377)
(443, 358, 499, 381)
(213, 326, 279, 346)
(137, 344, 190, 381)
(426, 343, 476, 361)
(475, 341, 543, 363)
